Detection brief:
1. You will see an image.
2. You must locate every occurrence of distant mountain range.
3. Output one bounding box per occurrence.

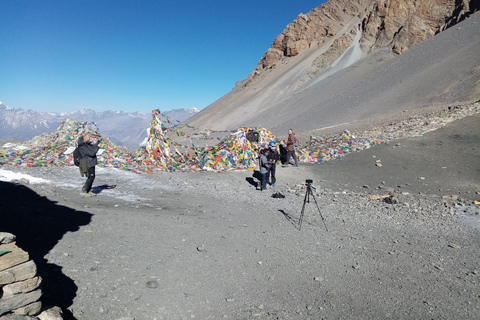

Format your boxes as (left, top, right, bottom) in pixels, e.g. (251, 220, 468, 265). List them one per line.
(0, 102, 199, 148)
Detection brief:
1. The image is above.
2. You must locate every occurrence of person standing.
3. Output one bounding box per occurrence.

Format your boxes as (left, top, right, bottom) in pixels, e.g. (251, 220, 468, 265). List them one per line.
(78, 133, 100, 196)
(279, 140, 288, 165)
(267, 141, 280, 186)
(286, 129, 299, 167)
(258, 148, 272, 191)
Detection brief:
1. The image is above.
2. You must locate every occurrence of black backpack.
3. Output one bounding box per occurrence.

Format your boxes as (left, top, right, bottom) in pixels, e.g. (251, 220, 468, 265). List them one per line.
(73, 146, 82, 166)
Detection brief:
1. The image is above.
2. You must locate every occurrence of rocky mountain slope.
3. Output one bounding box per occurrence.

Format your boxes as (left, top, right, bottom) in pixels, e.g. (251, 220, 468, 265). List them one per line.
(186, 0, 480, 138)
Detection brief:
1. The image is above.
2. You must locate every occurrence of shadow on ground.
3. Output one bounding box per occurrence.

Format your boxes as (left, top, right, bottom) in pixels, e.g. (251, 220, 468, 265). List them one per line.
(91, 184, 116, 194)
(0, 181, 92, 320)
(278, 209, 301, 230)
(245, 177, 258, 188)
(245, 170, 263, 189)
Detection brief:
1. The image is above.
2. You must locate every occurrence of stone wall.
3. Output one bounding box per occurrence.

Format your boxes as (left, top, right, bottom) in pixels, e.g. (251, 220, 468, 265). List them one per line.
(0, 233, 63, 320)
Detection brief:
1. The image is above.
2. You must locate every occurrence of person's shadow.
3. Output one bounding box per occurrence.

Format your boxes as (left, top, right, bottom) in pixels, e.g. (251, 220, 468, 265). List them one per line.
(0, 181, 92, 320)
(245, 170, 262, 188)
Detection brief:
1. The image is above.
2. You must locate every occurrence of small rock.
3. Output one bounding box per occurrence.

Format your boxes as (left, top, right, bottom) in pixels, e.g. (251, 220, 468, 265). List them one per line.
(146, 280, 159, 289)
(380, 186, 395, 193)
(376, 163, 383, 167)
(196, 246, 207, 252)
(99, 306, 109, 314)
(352, 264, 360, 269)
(225, 298, 235, 302)
(38, 306, 63, 320)
(448, 243, 461, 249)
(363, 185, 369, 189)
(0, 232, 16, 244)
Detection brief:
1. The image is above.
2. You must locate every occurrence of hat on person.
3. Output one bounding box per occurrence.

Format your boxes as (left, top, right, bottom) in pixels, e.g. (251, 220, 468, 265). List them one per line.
(269, 141, 276, 147)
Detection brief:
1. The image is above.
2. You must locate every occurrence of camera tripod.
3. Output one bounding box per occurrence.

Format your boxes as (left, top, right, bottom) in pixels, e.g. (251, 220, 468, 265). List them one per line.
(299, 181, 328, 231)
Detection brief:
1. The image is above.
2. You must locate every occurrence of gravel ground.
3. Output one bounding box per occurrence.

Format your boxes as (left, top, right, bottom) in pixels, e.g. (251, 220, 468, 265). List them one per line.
(1, 114, 479, 320)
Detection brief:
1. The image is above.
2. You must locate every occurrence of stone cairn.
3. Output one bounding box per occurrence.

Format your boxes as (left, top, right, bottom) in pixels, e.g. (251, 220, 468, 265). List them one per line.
(0, 232, 63, 320)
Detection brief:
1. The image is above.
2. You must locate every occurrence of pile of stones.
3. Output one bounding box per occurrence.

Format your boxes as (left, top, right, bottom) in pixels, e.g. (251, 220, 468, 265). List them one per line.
(0, 232, 63, 320)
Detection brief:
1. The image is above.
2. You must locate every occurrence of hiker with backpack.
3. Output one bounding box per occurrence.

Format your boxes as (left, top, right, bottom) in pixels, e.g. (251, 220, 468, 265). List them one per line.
(77, 133, 100, 196)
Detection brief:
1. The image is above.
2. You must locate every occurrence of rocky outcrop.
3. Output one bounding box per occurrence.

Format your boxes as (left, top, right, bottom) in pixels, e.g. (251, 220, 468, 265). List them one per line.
(361, 0, 457, 54)
(251, 0, 479, 79)
(256, 0, 363, 71)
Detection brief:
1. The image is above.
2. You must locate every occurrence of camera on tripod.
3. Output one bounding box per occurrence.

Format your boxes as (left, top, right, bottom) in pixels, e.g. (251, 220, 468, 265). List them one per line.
(299, 178, 327, 231)
(305, 179, 314, 189)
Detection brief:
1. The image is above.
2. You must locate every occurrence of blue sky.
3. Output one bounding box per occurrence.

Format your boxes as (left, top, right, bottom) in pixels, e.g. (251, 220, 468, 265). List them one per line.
(0, 0, 326, 113)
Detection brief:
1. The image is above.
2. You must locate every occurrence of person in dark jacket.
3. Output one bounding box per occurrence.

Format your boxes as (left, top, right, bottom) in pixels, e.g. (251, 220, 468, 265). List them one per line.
(78, 133, 100, 196)
(258, 148, 272, 191)
(279, 140, 288, 165)
(267, 141, 280, 186)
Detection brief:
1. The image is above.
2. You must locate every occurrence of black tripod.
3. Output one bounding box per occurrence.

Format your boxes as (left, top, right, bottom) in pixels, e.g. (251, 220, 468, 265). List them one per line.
(299, 180, 328, 231)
